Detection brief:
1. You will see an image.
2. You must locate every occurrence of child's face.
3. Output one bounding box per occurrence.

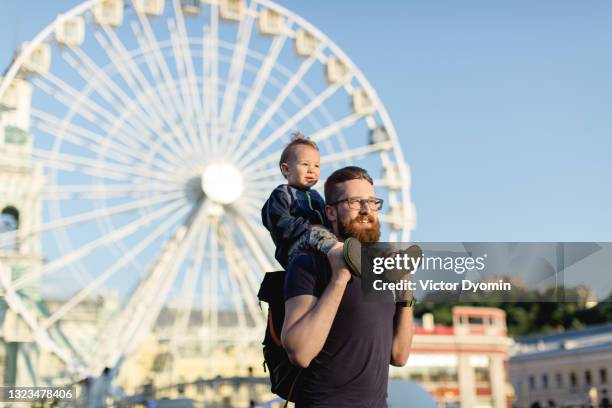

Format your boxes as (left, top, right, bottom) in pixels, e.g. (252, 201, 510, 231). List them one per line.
(281, 145, 320, 189)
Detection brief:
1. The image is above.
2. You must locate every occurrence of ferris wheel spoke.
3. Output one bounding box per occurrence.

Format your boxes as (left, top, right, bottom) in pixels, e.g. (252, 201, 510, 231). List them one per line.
(93, 28, 196, 160)
(32, 74, 145, 146)
(98, 204, 207, 371)
(206, 217, 220, 332)
(244, 165, 284, 182)
(167, 14, 206, 157)
(32, 148, 184, 184)
(230, 53, 319, 162)
(245, 180, 286, 195)
(238, 209, 278, 262)
(231, 210, 275, 273)
(170, 222, 209, 344)
(242, 113, 361, 181)
(211, 223, 245, 328)
(320, 141, 393, 165)
(1, 191, 185, 248)
(131, 13, 205, 162)
(13, 198, 190, 292)
(242, 190, 270, 205)
(31, 108, 139, 153)
(237, 196, 267, 216)
(216, 222, 264, 328)
(0, 266, 88, 375)
(224, 31, 288, 155)
(37, 203, 192, 331)
(32, 107, 185, 179)
(42, 183, 181, 201)
(236, 199, 266, 217)
(62, 48, 186, 169)
(34, 84, 180, 175)
(218, 0, 257, 142)
(236, 84, 340, 169)
(33, 111, 179, 176)
(33, 112, 136, 168)
(203, 2, 220, 154)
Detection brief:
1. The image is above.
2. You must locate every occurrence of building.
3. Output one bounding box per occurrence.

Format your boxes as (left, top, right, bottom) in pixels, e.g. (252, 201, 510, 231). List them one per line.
(510, 323, 612, 408)
(391, 306, 514, 408)
(0, 70, 45, 386)
(115, 306, 514, 407)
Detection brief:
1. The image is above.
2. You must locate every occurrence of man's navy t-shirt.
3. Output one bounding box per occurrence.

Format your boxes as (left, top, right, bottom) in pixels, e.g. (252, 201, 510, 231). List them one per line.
(284, 251, 396, 408)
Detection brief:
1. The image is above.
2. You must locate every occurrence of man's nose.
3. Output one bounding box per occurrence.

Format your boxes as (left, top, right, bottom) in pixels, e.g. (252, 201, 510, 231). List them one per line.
(359, 202, 371, 214)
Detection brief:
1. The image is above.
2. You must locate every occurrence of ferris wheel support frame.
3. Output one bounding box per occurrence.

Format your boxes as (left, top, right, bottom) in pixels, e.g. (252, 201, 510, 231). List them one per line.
(93, 201, 205, 374)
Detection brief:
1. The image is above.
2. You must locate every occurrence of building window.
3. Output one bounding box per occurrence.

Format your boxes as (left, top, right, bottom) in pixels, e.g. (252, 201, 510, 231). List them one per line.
(585, 370, 592, 386)
(570, 372, 577, 388)
(475, 367, 490, 385)
(555, 372, 563, 388)
(542, 374, 549, 389)
(468, 316, 484, 325)
(196, 378, 204, 394)
(0, 206, 19, 251)
(601, 368, 608, 384)
(529, 375, 536, 390)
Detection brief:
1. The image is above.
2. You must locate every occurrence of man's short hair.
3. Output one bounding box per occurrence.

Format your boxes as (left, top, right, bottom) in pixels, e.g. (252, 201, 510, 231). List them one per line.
(278, 132, 319, 174)
(324, 166, 373, 203)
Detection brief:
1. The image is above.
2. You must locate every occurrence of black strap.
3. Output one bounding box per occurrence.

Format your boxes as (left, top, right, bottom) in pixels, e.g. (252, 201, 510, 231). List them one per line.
(283, 368, 302, 408)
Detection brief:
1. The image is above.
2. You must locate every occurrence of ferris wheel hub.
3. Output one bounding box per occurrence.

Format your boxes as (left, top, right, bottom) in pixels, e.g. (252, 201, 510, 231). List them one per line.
(201, 163, 244, 204)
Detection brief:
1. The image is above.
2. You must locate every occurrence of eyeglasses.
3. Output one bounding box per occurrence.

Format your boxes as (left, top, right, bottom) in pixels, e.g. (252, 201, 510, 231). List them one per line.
(329, 197, 384, 211)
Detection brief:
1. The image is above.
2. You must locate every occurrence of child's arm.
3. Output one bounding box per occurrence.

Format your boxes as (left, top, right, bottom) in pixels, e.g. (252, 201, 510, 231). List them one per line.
(262, 186, 313, 242)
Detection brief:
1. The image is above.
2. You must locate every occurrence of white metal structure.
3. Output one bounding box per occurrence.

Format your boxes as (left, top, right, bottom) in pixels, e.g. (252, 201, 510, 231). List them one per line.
(0, 0, 415, 381)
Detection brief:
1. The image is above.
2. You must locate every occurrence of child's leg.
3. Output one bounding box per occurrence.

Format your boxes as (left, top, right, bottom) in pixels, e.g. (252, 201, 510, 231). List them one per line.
(306, 225, 338, 255)
(307, 226, 361, 277)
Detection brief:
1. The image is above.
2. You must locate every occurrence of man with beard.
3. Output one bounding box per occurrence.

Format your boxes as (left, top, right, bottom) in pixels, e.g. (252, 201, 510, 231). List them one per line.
(281, 166, 414, 408)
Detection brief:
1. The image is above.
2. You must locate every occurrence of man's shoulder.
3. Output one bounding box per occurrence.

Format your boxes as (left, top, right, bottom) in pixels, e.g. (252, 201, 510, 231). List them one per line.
(289, 249, 329, 271)
(284, 250, 330, 300)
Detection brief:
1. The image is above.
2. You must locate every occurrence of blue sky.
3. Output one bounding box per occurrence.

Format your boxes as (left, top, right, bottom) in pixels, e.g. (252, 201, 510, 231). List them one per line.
(1, 0, 611, 242)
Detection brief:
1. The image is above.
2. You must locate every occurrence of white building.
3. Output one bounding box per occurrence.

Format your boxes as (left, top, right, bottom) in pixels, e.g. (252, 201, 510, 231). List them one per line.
(0, 70, 45, 386)
(510, 323, 612, 408)
(392, 307, 515, 408)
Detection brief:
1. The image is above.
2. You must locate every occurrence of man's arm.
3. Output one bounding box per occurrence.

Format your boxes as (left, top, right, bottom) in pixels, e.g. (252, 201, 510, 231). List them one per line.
(281, 273, 350, 368)
(390, 305, 415, 367)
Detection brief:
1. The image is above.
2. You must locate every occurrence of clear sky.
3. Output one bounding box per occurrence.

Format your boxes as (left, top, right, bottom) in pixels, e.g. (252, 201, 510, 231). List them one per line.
(1, 0, 611, 242)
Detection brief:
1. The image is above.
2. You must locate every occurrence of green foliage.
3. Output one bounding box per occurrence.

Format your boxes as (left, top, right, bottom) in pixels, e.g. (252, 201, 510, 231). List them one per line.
(414, 287, 612, 337)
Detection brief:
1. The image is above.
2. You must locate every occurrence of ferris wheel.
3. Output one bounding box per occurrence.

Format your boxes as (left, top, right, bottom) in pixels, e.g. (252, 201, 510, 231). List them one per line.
(0, 0, 415, 379)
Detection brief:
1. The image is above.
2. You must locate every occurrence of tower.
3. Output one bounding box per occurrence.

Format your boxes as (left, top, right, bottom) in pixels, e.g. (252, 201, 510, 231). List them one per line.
(0, 70, 45, 385)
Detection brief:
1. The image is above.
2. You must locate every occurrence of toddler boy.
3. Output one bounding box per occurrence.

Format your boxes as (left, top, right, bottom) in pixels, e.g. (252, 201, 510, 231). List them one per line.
(261, 133, 360, 276)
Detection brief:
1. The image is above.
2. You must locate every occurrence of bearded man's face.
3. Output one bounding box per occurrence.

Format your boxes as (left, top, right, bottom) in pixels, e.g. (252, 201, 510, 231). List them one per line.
(328, 179, 381, 243)
(337, 210, 381, 242)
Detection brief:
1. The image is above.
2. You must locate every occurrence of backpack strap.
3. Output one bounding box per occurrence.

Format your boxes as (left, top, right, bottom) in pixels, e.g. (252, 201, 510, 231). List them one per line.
(284, 369, 303, 408)
(268, 309, 282, 347)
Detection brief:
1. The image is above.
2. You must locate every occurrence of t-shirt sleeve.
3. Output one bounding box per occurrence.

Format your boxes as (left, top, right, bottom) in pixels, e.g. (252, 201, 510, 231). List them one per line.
(284, 252, 325, 301)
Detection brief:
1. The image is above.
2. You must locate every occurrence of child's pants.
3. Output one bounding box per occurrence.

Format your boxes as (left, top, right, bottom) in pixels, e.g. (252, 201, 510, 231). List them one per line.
(288, 225, 338, 264)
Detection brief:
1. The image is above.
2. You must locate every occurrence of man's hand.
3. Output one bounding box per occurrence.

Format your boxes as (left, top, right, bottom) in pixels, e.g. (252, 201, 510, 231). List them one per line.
(327, 242, 352, 284)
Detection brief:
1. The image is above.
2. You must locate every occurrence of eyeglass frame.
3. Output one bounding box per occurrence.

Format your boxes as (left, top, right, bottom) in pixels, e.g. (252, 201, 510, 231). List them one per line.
(328, 196, 384, 211)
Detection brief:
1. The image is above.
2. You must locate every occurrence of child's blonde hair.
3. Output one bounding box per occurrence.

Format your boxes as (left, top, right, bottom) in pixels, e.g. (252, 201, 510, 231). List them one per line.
(278, 132, 319, 176)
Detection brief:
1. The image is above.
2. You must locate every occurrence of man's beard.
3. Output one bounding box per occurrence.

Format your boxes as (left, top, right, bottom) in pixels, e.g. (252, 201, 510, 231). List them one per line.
(337, 213, 381, 242)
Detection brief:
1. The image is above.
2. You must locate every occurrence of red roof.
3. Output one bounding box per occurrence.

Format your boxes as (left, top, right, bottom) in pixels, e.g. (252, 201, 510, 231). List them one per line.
(415, 325, 455, 335)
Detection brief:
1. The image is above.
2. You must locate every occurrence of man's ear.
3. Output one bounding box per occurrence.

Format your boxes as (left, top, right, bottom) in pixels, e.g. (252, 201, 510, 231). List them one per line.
(325, 205, 337, 223)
